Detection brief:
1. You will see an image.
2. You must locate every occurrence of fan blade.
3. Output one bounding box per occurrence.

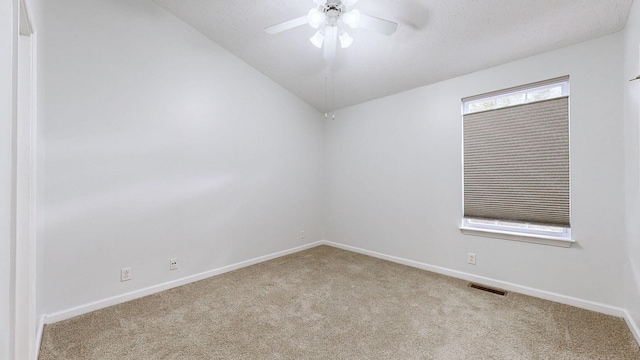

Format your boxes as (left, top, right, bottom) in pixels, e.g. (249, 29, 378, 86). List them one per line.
(264, 16, 308, 35)
(358, 14, 398, 35)
(313, 0, 327, 5)
(342, 0, 358, 6)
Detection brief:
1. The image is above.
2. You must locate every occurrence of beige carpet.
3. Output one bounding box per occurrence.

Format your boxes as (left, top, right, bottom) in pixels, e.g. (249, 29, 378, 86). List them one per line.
(39, 245, 640, 359)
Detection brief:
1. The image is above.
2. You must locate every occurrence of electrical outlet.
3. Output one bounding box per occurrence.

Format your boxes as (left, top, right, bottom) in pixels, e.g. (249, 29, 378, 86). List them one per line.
(300, 230, 305, 239)
(170, 258, 178, 270)
(467, 253, 476, 265)
(121, 267, 132, 282)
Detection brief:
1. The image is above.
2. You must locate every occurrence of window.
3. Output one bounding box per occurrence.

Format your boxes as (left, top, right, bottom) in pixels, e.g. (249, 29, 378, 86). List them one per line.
(460, 77, 573, 247)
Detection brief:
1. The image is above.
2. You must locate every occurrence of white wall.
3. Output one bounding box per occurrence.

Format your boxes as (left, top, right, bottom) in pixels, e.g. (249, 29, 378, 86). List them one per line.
(325, 34, 626, 307)
(37, 0, 324, 314)
(31, 0, 640, 343)
(623, 0, 640, 332)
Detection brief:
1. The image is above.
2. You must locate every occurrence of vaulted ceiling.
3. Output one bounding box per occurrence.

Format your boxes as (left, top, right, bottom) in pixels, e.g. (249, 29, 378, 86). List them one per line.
(152, 0, 632, 112)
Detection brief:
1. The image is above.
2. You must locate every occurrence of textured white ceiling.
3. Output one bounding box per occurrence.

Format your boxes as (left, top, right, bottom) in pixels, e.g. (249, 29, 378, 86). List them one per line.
(152, 0, 632, 112)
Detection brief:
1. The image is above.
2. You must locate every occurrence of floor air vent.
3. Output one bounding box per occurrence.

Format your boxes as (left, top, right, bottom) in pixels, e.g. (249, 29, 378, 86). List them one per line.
(468, 283, 507, 296)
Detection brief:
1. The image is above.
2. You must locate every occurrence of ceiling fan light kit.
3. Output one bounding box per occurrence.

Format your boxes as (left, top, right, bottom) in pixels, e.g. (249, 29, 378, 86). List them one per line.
(310, 30, 325, 48)
(265, 0, 398, 60)
(339, 32, 354, 48)
(308, 8, 325, 29)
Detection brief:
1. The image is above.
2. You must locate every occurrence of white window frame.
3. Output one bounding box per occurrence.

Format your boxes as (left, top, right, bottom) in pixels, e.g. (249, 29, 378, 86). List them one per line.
(460, 78, 574, 248)
(463, 81, 570, 114)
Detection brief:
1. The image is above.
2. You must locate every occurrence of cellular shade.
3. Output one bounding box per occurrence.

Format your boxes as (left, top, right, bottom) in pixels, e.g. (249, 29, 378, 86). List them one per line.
(463, 96, 570, 227)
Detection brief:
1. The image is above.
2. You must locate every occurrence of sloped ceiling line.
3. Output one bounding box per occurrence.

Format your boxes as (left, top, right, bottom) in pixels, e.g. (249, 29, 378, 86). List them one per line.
(153, 0, 632, 112)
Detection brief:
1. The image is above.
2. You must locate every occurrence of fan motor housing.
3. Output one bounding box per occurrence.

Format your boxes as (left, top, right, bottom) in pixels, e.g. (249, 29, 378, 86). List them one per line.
(324, 1, 343, 25)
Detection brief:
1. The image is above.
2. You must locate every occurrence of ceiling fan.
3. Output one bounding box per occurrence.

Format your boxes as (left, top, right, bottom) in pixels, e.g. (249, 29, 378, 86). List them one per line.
(264, 0, 398, 60)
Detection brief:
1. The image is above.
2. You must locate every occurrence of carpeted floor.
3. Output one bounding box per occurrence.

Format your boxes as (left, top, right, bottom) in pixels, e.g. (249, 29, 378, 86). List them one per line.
(39, 245, 640, 359)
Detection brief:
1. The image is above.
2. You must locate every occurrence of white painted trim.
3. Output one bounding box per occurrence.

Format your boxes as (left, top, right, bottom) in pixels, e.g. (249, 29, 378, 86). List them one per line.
(623, 309, 640, 347)
(16, 26, 38, 360)
(322, 241, 626, 317)
(459, 226, 574, 248)
(28, 30, 38, 360)
(41, 240, 639, 348)
(44, 241, 324, 324)
(34, 314, 43, 360)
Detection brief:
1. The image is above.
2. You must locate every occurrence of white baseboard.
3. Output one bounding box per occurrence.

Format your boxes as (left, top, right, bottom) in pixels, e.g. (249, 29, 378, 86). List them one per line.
(40, 239, 640, 348)
(35, 314, 44, 360)
(44, 241, 324, 324)
(322, 241, 627, 318)
(623, 309, 640, 347)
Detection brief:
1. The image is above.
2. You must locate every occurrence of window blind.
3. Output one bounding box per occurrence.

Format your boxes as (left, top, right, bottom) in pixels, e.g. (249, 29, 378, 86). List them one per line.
(463, 96, 570, 227)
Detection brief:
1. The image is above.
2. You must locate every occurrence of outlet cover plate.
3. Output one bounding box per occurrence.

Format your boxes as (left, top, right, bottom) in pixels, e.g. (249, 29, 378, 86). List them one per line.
(121, 267, 132, 282)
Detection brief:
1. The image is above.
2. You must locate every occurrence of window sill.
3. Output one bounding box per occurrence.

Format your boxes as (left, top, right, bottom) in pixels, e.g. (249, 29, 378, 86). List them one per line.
(459, 226, 575, 248)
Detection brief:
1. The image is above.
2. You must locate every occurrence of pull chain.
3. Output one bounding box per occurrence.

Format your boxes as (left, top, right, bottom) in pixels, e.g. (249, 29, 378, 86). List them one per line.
(324, 68, 336, 120)
(331, 74, 335, 120)
(324, 72, 329, 119)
